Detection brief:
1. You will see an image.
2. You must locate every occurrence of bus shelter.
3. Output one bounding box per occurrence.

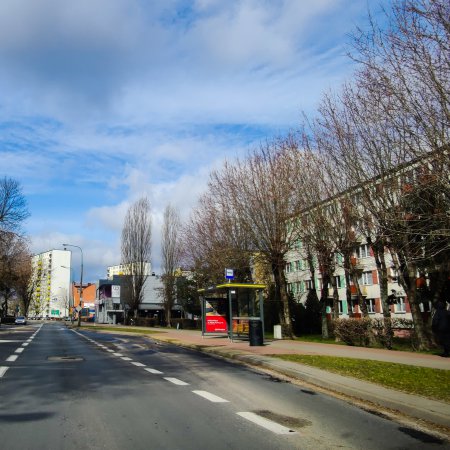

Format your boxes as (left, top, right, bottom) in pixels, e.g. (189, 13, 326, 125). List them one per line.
(198, 283, 266, 344)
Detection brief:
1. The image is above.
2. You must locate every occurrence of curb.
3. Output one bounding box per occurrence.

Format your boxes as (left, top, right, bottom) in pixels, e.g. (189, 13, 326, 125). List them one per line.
(150, 336, 450, 430)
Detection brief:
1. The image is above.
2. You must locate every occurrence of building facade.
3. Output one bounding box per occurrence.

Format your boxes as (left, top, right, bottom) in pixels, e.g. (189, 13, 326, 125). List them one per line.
(107, 262, 152, 279)
(285, 242, 413, 320)
(30, 250, 71, 318)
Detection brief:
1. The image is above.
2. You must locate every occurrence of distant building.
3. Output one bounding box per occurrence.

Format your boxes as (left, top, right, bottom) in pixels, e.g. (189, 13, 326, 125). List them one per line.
(96, 276, 125, 324)
(138, 273, 183, 323)
(72, 282, 97, 320)
(30, 250, 71, 318)
(95, 272, 182, 324)
(107, 262, 152, 279)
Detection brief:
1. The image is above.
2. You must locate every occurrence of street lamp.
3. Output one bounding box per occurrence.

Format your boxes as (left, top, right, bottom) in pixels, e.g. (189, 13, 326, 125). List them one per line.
(63, 244, 83, 327)
(61, 265, 74, 322)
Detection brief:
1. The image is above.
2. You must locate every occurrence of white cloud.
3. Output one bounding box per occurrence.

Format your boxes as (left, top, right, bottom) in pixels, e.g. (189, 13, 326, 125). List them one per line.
(0, 0, 375, 281)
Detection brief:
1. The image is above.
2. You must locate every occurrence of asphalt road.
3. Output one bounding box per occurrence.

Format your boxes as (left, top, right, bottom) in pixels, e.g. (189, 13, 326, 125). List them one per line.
(0, 322, 447, 449)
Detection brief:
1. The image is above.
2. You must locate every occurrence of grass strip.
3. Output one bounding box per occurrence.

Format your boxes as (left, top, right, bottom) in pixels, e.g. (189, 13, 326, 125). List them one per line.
(80, 326, 164, 335)
(272, 354, 450, 402)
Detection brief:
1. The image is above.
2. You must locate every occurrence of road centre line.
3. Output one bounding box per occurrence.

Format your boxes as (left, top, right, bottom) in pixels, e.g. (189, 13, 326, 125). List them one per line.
(131, 362, 146, 367)
(192, 391, 229, 403)
(164, 377, 189, 386)
(145, 368, 163, 375)
(0, 367, 9, 377)
(6, 355, 18, 362)
(237, 412, 297, 435)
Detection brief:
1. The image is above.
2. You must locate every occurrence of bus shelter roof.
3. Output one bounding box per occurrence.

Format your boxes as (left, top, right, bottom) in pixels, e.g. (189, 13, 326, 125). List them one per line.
(198, 283, 266, 294)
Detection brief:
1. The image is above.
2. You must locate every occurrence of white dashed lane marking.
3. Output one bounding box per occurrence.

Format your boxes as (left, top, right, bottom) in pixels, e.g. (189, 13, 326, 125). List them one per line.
(131, 362, 146, 367)
(0, 367, 9, 378)
(192, 391, 229, 403)
(164, 377, 189, 386)
(112, 353, 124, 357)
(6, 355, 18, 362)
(121, 357, 133, 361)
(145, 368, 163, 375)
(15, 347, 25, 354)
(237, 412, 297, 435)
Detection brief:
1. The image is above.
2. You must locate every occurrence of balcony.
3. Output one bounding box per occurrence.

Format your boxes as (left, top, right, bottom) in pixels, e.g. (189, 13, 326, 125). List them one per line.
(350, 285, 368, 297)
(350, 256, 365, 271)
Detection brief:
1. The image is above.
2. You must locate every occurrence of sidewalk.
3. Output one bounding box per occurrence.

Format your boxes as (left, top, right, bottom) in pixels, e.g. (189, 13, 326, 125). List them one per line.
(84, 324, 450, 429)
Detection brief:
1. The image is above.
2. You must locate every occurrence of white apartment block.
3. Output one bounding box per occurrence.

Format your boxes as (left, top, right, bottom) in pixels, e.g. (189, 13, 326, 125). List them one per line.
(31, 250, 71, 318)
(285, 241, 413, 320)
(107, 262, 152, 279)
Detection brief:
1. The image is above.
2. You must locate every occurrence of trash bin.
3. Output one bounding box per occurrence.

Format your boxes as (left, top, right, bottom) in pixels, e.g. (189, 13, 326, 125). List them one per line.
(273, 324, 282, 339)
(249, 319, 264, 346)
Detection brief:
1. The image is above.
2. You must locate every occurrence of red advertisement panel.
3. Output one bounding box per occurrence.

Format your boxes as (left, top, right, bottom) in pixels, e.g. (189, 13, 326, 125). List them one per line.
(205, 315, 228, 333)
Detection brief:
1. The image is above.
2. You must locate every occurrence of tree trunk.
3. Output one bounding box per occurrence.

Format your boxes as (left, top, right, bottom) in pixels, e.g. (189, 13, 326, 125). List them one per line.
(343, 252, 354, 317)
(166, 308, 172, 327)
(394, 254, 432, 351)
(320, 272, 331, 338)
(351, 272, 368, 317)
(371, 239, 393, 349)
(272, 261, 294, 338)
(330, 275, 340, 320)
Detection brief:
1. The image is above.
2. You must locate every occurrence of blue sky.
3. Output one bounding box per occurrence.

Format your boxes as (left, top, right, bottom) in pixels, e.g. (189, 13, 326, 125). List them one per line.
(0, 0, 388, 282)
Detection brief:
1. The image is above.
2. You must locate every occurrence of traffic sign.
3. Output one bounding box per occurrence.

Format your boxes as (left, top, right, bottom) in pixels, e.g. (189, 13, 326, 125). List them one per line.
(225, 268, 234, 280)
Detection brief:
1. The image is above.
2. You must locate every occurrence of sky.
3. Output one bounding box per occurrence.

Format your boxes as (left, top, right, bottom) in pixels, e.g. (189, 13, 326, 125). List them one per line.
(0, 0, 388, 283)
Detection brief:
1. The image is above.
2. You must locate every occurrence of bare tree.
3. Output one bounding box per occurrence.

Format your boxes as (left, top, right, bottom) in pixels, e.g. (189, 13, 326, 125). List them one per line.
(160, 204, 181, 327)
(183, 191, 254, 287)
(121, 197, 152, 321)
(194, 136, 305, 337)
(0, 233, 29, 317)
(0, 177, 29, 234)
(306, 0, 450, 350)
(12, 247, 35, 316)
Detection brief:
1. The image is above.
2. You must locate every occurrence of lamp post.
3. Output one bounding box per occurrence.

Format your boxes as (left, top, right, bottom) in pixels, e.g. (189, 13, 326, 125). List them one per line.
(63, 244, 83, 327)
(61, 265, 74, 322)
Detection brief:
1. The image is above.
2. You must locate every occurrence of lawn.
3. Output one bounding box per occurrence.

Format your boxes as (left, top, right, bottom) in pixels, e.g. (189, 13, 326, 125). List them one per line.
(294, 335, 438, 354)
(272, 354, 450, 402)
(77, 325, 164, 335)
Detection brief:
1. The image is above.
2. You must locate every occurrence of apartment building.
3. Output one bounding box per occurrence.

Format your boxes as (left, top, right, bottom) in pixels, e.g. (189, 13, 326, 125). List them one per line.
(30, 250, 71, 318)
(107, 262, 152, 279)
(285, 242, 412, 319)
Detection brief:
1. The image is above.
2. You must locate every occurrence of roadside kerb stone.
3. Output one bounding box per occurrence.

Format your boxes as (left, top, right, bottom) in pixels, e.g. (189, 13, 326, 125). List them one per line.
(149, 335, 450, 429)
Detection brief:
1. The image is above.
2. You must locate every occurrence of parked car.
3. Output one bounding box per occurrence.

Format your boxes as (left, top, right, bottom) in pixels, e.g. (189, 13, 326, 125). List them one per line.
(15, 316, 27, 325)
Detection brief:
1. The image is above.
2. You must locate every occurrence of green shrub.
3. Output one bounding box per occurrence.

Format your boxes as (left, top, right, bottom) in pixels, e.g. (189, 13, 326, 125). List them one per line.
(135, 317, 156, 327)
(334, 318, 371, 346)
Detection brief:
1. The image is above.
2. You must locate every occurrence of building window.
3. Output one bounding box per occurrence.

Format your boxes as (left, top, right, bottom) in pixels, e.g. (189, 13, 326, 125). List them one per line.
(359, 272, 373, 285)
(338, 301, 343, 315)
(357, 244, 370, 259)
(285, 263, 292, 273)
(395, 297, 406, 313)
(367, 299, 376, 313)
(305, 280, 314, 290)
(299, 281, 305, 293)
(295, 260, 303, 271)
(335, 253, 343, 265)
(334, 276, 344, 288)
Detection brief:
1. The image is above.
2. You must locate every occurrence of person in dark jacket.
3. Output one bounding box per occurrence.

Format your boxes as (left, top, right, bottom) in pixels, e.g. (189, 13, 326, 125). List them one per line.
(432, 301, 450, 357)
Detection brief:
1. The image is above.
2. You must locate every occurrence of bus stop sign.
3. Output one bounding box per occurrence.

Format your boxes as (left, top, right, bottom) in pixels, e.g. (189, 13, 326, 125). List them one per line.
(225, 268, 234, 280)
